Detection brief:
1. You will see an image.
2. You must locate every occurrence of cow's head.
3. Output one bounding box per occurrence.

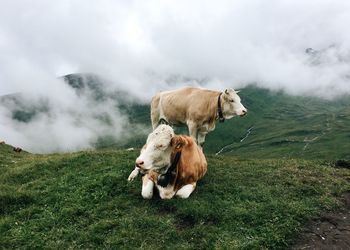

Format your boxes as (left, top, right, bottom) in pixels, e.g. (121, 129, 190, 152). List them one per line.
(135, 124, 175, 173)
(222, 88, 247, 118)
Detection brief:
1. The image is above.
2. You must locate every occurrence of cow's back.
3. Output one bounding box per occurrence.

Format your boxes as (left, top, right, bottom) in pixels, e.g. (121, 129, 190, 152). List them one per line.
(152, 87, 219, 126)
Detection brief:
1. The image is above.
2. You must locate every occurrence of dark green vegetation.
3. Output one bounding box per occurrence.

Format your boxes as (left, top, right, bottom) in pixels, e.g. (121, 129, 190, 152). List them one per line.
(1, 146, 349, 249)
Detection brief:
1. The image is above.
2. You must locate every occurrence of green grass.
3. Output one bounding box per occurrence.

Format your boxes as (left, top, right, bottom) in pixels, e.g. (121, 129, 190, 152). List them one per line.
(1, 146, 349, 249)
(204, 86, 350, 159)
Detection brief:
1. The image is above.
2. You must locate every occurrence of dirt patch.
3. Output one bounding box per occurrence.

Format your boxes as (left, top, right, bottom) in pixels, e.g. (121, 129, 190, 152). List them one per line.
(292, 192, 350, 250)
(175, 214, 196, 230)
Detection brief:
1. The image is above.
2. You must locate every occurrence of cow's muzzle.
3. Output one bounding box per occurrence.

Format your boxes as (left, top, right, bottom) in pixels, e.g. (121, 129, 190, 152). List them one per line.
(135, 159, 145, 169)
(240, 109, 247, 117)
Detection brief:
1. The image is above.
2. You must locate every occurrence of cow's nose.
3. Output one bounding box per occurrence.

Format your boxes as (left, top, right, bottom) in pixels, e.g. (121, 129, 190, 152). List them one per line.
(135, 159, 144, 168)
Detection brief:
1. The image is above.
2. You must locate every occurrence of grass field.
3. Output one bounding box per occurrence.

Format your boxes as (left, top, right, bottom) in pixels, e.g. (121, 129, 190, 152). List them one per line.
(1, 82, 350, 248)
(1, 145, 349, 249)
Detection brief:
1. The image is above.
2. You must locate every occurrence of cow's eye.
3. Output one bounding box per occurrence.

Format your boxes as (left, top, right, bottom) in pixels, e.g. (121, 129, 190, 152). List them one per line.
(155, 144, 164, 149)
(230, 99, 234, 102)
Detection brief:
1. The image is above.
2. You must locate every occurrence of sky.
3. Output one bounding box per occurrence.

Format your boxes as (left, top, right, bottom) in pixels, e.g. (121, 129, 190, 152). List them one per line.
(0, 0, 350, 152)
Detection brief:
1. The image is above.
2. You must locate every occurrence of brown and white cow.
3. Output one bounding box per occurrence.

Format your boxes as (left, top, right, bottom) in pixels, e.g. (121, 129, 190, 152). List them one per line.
(128, 124, 207, 199)
(151, 87, 247, 148)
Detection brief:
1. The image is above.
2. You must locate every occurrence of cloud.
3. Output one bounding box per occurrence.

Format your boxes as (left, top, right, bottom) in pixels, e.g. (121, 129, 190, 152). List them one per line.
(0, 76, 149, 153)
(1, 0, 350, 96)
(1, 0, 350, 152)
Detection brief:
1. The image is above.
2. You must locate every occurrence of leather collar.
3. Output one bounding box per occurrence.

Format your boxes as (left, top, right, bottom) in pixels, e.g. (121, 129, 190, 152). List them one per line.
(217, 93, 225, 123)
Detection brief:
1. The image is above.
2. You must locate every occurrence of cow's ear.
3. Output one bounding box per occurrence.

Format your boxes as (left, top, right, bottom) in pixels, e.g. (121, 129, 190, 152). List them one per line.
(223, 89, 231, 101)
(171, 136, 186, 150)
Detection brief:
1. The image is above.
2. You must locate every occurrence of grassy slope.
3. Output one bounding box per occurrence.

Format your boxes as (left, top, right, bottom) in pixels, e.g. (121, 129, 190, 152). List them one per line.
(204, 86, 350, 159)
(1, 145, 350, 249)
(121, 86, 350, 160)
(1, 83, 350, 248)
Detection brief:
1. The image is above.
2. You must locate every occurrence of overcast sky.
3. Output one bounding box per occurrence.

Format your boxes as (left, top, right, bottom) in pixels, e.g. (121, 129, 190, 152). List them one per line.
(1, 0, 350, 152)
(1, 0, 350, 97)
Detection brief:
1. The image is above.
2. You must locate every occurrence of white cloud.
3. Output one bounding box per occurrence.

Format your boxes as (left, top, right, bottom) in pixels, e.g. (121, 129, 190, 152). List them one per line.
(1, 0, 350, 152)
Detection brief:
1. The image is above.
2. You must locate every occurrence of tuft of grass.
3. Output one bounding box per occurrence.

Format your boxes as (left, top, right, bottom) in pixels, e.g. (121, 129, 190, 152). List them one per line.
(1, 147, 349, 249)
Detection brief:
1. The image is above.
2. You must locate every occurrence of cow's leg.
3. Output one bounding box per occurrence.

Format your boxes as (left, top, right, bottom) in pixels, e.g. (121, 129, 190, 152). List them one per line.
(141, 175, 154, 199)
(176, 183, 197, 199)
(187, 121, 198, 142)
(150, 95, 160, 130)
(127, 167, 140, 182)
(197, 131, 207, 149)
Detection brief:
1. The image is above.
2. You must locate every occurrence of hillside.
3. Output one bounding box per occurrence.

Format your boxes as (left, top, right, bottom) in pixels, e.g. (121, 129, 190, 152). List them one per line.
(1, 143, 350, 249)
(121, 85, 350, 160)
(1, 74, 350, 159)
(205, 86, 350, 159)
(1, 77, 350, 248)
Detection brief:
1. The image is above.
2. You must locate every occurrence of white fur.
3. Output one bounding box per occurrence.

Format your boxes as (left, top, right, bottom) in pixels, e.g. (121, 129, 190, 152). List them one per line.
(176, 184, 196, 199)
(223, 89, 247, 117)
(135, 125, 174, 172)
(141, 176, 154, 199)
(127, 167, 140, 182)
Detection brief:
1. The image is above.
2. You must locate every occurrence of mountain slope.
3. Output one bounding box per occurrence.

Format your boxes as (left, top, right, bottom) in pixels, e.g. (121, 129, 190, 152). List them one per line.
(1, 144, 349, 249)
(205, 86, 350, 159)
(1, 74, 349, 159)
(123, 85, 350, 160)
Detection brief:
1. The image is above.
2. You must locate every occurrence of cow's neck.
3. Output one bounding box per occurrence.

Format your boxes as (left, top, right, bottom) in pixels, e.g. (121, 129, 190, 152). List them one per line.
(157, 151, 181, 187)
(217, 93, 225, 123)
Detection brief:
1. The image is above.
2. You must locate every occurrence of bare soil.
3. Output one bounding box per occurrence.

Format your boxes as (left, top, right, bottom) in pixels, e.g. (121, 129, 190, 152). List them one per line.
(292, 192, 350, 250)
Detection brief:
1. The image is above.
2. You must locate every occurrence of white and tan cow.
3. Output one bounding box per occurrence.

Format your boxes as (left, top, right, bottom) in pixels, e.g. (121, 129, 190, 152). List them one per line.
(151, 87, 247, 148)
(128, 125, 207, 199)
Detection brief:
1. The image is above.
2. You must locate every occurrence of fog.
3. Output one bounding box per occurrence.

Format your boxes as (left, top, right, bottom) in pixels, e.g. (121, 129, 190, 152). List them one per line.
(1, 0, 350, 152)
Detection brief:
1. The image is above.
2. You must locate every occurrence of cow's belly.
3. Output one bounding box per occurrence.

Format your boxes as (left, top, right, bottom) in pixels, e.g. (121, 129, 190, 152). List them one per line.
(162, 112, 187, 126)
(199, 122, 216, 133)
(159, 102, 188, 124)
(168, 119, 187, 127)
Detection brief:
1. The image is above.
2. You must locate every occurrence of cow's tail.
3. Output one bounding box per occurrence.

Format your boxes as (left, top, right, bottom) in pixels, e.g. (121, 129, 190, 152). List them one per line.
(150, 94, 161, 130)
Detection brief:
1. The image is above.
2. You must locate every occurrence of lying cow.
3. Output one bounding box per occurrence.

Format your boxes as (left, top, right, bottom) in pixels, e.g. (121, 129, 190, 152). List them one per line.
(128, 124, 207, 199)
(151, 87, 247, 148)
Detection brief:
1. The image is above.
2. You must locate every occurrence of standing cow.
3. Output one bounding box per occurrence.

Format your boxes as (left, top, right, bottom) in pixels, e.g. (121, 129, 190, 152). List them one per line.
(151, 87, 247, 148)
